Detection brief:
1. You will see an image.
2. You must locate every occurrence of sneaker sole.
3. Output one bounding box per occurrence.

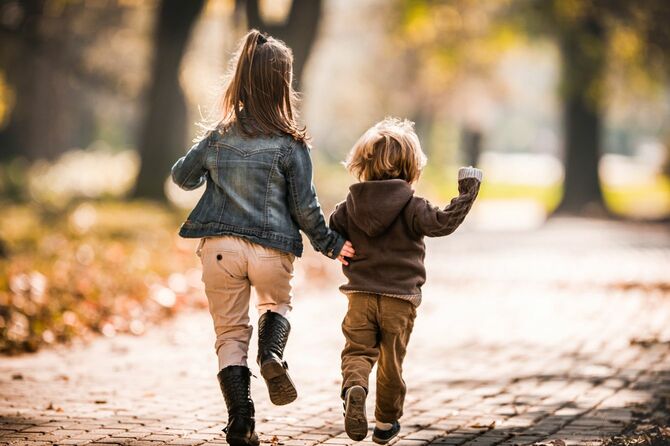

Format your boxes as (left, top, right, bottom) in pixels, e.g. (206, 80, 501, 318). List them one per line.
(344, 386, 368, 441)
(260, 358, 297, 406)
(372, 430, 399, 445)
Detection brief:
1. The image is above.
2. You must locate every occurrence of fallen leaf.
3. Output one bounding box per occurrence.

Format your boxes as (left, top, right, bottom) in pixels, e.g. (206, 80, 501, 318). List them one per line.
(46, 401, 63, 411)
(470, 420, 496, 429)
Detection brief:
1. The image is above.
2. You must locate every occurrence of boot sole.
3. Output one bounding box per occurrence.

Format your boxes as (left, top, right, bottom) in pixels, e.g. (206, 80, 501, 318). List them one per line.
(344, 386, 368, 441)
(260, 358, 297, 406)
(226, 432, 260, 446)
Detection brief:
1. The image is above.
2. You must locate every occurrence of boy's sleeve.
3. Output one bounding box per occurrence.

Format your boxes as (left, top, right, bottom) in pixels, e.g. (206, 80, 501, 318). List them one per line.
(282, 141, 346, 260)
(411, 167, 482, 237)
(171, 137, 209, 190)
(328, 201, 349, 239)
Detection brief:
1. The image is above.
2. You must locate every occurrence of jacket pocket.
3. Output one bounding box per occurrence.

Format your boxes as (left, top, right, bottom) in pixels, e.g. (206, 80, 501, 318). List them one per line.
(200, 240, 246, 287)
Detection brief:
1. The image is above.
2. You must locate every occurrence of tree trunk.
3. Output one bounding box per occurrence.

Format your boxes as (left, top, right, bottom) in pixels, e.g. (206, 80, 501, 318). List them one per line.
(244, 0, 323, 89)
(133, 0, 205, 200)
(0, 1, 128, 163)
(460, 126, 482, 168)
(554, 14, 607, 215)
(0, 0, 74, 161)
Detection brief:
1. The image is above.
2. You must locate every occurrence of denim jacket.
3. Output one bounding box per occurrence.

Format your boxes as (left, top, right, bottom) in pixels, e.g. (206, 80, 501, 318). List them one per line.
(171, 124, 345, 259)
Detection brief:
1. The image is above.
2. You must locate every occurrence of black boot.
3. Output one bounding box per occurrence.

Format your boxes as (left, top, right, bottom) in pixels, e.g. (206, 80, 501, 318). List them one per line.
(217, 366, 260, 446)
(257, 310, 297, 405)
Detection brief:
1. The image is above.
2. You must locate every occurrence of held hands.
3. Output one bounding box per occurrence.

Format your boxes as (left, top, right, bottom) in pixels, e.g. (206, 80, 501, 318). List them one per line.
(337, 241, 355, 266)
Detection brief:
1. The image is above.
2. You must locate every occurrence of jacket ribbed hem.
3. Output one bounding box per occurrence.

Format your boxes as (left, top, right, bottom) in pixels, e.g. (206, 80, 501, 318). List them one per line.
(458, 166, 483, 182)
(342, 289, 422, 307)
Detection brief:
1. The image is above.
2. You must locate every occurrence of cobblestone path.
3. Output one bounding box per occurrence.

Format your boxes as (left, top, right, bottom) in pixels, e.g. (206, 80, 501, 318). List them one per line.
(2, 218, 670, 446)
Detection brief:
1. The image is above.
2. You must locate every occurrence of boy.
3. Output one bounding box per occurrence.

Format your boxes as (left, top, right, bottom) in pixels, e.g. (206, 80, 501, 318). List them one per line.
(329, 117, 482, 444)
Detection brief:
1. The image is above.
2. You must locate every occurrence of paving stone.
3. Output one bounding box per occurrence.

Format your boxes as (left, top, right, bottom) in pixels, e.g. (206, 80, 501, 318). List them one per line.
(2, 221, 670, 445)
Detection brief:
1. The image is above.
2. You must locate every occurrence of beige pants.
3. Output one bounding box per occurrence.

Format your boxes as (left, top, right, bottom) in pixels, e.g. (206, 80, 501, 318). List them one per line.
(198, 236, 295, 370)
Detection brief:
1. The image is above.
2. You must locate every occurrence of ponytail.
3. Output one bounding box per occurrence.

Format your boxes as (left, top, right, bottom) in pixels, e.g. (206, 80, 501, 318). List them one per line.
(202, 29, 307, 142)
(239, 29, 265, 88)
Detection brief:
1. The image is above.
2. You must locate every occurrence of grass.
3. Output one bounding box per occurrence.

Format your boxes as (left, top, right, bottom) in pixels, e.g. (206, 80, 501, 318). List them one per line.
(604, 175, 670, 219)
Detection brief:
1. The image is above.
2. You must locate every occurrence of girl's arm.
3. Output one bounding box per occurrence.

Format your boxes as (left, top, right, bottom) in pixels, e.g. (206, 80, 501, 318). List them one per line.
(283, 141, 346, 259)
(171, 138, 209, 190)
(411, 167, 482, 237)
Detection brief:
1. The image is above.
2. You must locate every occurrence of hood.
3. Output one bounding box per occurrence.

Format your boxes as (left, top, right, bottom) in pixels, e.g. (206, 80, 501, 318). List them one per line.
(347, 179, 414, 237)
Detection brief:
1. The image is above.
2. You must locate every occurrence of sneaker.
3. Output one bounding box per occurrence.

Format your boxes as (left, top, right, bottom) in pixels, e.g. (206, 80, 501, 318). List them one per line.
(343, 385, 368, 441)
(372, 421, 400, 444)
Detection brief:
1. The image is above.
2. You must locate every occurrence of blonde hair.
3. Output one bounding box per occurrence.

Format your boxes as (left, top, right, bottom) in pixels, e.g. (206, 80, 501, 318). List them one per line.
(345, 117, 427, 183)
(200, 29, 307, 142)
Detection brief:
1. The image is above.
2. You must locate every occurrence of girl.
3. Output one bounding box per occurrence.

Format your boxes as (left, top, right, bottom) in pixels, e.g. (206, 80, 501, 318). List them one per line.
(329, 118, 482, 443)
(171, 30, 354, 446)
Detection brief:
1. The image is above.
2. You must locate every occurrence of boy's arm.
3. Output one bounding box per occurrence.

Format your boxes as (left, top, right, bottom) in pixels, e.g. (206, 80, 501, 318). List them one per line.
(328, 201, 349, 239)
(171, 138, 209, 190)
(283, 142, 346, 260)
(412, 167, 482, 237)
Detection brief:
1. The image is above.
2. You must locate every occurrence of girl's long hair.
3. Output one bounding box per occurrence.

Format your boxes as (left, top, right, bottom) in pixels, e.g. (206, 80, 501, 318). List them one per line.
(201, 29, 307, 142)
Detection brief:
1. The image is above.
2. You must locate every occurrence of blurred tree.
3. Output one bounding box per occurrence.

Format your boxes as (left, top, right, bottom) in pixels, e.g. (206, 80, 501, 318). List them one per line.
(0, 0, 44, 161)
(461, 126, 483, 167)
(0, 0, 125, 161)
(519, 0, 670, 215)
(236, 0, 323, 89)
(393, 1, 516, 162)
(540, 1, 606, 214)
(398, 0, 670, 216)
(133, 0, 205, 200)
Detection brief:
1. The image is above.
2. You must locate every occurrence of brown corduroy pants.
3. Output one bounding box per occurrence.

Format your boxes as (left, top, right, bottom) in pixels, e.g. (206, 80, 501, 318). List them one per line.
(341, 293, 417, 423)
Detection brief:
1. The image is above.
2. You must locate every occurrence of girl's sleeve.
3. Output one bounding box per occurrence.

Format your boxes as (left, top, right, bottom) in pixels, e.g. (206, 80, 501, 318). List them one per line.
(411, 167, 482, 237)
(282, 141, 346, 259)
(171, 137, 209, 190)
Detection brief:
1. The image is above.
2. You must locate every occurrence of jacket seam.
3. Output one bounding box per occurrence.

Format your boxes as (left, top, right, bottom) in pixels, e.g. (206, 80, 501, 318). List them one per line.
(192, 177, 208, 222)
(178, 224, 304, 256)
(179, 138, 208, 189)
(216, 141, 280, 157)
(215, 144, 226, 224)
(263, 152, 280, 231)
(180, 220, 301, 242)
(285, 145, 304, 222)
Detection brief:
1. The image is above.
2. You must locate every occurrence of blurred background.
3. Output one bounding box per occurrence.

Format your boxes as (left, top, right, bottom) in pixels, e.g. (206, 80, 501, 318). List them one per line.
(1, 0, 670, 354)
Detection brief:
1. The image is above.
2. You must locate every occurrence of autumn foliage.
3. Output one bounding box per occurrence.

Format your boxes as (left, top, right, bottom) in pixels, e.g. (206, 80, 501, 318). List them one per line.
(0, 202, 206, 354)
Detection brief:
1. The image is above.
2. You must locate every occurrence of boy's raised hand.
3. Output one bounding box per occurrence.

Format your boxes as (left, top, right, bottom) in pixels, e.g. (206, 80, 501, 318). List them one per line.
(337, 241, 355, 266)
